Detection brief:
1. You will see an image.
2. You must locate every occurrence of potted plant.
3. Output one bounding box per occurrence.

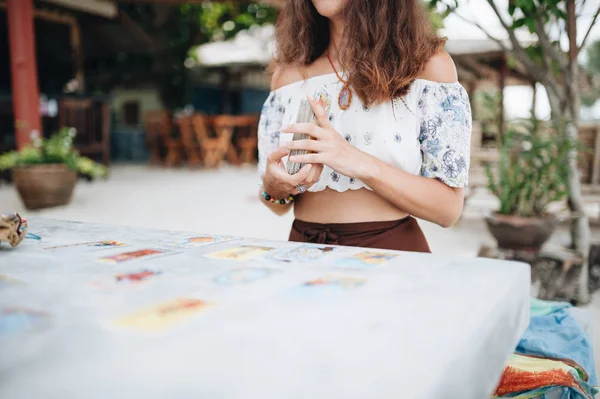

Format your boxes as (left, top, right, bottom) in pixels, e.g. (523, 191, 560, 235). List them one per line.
(484, 117, 575, 251)
(0, 127, 107, 210)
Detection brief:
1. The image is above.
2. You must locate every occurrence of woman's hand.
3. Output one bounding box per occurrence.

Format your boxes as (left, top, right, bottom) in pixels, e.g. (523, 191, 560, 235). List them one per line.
(281, 96, 373, 179)
(263, 145, 322, 197)
(301, 162, 324, 188)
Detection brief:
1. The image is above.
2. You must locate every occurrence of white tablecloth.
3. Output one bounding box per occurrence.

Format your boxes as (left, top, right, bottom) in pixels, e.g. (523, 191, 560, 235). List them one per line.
(0, 218, 530, 399)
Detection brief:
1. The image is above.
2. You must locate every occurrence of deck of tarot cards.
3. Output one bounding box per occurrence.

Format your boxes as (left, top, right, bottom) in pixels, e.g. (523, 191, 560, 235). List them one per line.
(286, 88, 333, 175)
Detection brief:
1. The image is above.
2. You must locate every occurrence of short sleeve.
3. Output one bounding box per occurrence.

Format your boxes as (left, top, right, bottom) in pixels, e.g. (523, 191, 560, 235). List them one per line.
(258, 91, 286, 176)
(417, 82, 472, 187)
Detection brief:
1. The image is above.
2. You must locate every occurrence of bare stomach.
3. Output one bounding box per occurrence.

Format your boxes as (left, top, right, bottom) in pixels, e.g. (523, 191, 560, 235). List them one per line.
(293, 188, 409, 224)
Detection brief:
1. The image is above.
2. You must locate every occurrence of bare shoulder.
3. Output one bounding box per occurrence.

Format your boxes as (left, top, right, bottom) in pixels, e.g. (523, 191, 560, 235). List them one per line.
(270, 65, 304, 91)
(417, 50, 458, 83)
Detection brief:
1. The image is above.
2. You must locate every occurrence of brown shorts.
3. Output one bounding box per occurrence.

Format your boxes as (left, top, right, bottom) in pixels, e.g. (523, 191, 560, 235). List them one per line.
(289, 217, 431, 253)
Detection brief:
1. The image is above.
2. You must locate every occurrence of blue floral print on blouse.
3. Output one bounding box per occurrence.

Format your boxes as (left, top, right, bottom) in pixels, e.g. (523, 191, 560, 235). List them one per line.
(418, 82, 472, 187)
(257, 91, 284, 176)
(257, 77, 472, 192)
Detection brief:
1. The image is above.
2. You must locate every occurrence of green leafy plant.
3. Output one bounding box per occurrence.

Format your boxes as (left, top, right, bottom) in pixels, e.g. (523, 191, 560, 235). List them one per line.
(0, 128, 108, 179)
(427, 0, 600, 303)
(477, 90, 502, 141)
(485, 117, 576, 218)
(88, 2, 279, 109)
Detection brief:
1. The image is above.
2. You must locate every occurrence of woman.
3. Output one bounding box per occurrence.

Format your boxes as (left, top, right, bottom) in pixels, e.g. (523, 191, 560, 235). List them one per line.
(257, 0, 472, 253)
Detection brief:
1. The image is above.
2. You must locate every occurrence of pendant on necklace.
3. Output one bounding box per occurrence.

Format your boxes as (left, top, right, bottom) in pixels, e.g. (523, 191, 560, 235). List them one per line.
(338, 83, 352, 110)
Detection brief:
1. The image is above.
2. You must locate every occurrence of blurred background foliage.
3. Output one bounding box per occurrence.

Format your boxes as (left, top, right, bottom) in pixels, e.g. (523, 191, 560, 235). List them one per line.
(86, 2, 278, 109)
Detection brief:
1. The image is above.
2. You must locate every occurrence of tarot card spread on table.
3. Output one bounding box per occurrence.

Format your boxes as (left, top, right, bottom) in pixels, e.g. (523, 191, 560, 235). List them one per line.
(0, 275, 23, 287)
(288, 275, 366, 297)
(162, 235, 237, 249)
(268, 245, 338, 263)
(90, 270, 163, 288)
(43, 240, 127, 253)
(98, 249, 172, 264)
(112, 298, 212, 333)
(213, 267, 274, 285)
(334, 250, 399, 269)
(205, 245, 275, 261)
(0, 308, 50, 337)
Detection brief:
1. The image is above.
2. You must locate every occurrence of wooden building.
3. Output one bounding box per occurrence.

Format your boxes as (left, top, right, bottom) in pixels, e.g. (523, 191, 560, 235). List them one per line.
(0, 0, 161, 164)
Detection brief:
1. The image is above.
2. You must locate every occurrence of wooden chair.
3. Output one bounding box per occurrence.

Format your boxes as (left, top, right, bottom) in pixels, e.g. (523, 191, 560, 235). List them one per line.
(176, 115, 202, 167)
(59, 98, 111, 166)
(208, 115, 259, 166)
(235, 114, 259, 165)
(212, 115, 240, 166)
(192, 114, 231, 168)
(144, 110, 183, 167)
(144, 110, 166, 165)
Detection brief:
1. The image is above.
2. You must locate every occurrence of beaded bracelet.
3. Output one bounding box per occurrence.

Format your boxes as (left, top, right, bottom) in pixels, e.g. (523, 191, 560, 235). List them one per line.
(261, 190, 295, 205)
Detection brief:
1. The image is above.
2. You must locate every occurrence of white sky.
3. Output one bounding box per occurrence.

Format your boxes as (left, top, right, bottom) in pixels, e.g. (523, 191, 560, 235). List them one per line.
(441, 0, 600, 120)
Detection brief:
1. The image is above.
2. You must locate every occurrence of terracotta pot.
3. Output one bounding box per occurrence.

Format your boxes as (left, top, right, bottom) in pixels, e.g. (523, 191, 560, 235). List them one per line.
(12, 164, 77, 210)
(484, 213, 558, 251)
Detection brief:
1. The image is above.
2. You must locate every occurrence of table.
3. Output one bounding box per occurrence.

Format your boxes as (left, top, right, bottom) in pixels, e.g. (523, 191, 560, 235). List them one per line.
(0, 218, 531, 399)
(169, 113, 259, 168)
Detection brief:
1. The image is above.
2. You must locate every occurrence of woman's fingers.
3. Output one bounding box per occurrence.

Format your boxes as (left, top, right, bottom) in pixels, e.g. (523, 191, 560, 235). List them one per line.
(308, 96, 332, 130)
(292, 164, 313, 185)
(288, 153, 321, 164)
(280, 123, 323, 139)
(286, 139, 320, 152)
(267, 145, 290, 163)
(265, 141, 324, 194)
(269, 163, 312, 194)
(301, 163, 323, 186)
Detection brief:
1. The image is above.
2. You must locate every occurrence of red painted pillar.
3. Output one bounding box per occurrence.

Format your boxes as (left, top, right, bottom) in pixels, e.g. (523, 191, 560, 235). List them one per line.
(7, 0, 41, 149)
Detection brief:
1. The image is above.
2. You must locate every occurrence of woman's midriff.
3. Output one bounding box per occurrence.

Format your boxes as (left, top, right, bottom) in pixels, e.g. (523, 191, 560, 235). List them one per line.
(293, 188, 409, 224)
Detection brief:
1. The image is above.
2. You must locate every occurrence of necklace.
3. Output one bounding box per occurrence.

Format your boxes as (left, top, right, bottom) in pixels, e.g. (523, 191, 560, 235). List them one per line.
(326, 51, 352, 110)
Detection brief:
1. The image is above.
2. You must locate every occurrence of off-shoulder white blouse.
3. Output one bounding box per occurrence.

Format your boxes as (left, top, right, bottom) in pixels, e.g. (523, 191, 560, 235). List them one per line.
(257, 73, 472, 192)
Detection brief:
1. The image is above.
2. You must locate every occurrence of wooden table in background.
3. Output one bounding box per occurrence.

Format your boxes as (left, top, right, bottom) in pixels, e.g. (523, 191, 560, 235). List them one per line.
(174, 113, 259, 168)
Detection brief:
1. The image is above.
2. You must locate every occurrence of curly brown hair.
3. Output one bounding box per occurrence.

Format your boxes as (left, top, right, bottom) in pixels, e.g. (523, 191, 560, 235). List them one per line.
(273, 0, 446, 105)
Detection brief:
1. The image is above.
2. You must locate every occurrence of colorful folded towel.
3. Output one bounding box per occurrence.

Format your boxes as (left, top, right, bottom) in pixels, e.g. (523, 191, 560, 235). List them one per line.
(530, 298, 571, 317)
(0, 213, 27, 248)
(495, 354, 596, 399)
(495, 299, 598, 399)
